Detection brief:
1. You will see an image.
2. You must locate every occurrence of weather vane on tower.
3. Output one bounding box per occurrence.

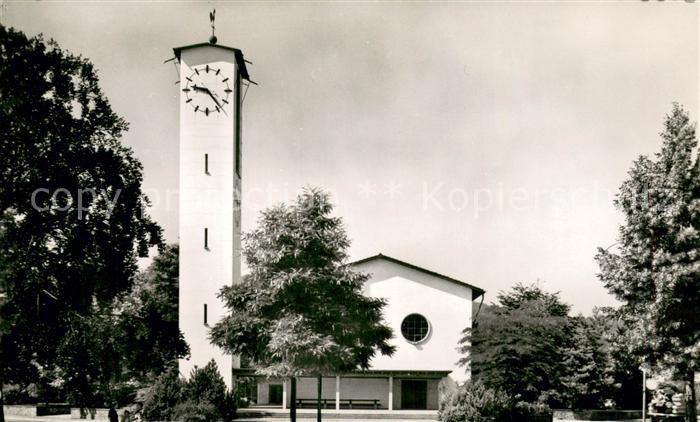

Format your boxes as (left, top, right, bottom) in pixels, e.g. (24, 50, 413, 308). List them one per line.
(209, 8, 217, 44)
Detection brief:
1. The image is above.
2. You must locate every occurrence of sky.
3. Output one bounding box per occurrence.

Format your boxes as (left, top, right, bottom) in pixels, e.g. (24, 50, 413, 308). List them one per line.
(4, 1, 698, 314)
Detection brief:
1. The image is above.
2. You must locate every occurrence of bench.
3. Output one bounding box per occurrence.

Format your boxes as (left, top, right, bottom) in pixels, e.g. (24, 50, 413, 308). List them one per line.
(296, 398, 381, 409)
(648, 412, 685, 421)
(37, 403, 71, 416)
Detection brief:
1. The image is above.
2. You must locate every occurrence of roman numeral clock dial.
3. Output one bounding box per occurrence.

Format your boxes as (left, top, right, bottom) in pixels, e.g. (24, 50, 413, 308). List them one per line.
(181, 65, 233, 116)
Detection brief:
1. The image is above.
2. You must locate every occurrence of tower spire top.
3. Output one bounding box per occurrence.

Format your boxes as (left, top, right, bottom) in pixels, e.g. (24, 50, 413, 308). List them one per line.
(209, 8, 217, 44)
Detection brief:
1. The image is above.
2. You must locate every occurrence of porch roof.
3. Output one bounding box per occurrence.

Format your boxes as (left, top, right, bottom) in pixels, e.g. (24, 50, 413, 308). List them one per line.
(233, 368, 451, 379)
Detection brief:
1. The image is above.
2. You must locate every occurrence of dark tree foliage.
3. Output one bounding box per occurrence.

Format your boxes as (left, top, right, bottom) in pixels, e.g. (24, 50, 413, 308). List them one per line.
(140, 367, 184, 422)
(438, 380, 512, 422)
(460, 283, 570, 405)
(0, 26, 161, 408)
(461, 284, 645, 410)
(141, 361, 232, 422)
(53, 311, 124, 406)
(118, 244, 189, 379)
(182, 361, 226, 412)
(210, 187, 395, 421)
(560, 316, 615, 409)
(174, 360, 235, 422)
(589, 307, 643, 409)
(496, 283, 570, 317)
(596, 104, 699, 421)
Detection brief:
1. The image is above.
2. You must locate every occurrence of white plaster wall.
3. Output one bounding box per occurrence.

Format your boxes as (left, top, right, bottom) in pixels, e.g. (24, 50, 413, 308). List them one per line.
(392, 380, 401, 410)
(353, 258, 474, 384)
(257, 376, 443, 410)
(338, 378, 390, 408)
(257, 381, 269, 405)
(296, 377, 337, 401)
(291, 378, 391, 409)
(426, 379, 439, 410)
(178, 45, 243, 388)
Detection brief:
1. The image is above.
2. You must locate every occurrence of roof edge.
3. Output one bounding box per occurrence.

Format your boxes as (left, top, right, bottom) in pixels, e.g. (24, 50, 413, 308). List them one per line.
(350, 253, 485, 300)
(173, 42, 250, 81)
(233, 367, 452, 378)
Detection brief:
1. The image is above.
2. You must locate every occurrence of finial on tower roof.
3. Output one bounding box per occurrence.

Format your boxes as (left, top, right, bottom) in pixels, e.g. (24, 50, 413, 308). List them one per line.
(209, 8, 217, 44)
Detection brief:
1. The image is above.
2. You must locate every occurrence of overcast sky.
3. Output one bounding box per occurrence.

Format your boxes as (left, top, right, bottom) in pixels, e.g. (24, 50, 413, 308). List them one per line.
(5, 1, 698, 314)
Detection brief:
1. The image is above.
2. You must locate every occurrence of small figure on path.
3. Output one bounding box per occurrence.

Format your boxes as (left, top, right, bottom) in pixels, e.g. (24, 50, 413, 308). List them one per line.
(107, 405, 118, 422)
(120, 409, 131, 422)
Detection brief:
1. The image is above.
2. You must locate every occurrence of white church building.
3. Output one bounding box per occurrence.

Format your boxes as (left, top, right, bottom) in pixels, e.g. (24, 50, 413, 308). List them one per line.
(247, 253, 484, 410)
(173, 32, 484, 412)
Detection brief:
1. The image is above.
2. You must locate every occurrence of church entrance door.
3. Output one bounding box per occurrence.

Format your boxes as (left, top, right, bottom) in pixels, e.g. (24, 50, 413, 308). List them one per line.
(401, 380, 427, 409)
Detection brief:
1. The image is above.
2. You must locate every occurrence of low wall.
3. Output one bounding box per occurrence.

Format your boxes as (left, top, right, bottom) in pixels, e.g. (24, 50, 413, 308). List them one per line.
(70, 407, 111, 420)
(38, 403, 71, 416)
(553, 409, 642, 420)
(4, 403, 72, 417)
(3, 405, 37, 417)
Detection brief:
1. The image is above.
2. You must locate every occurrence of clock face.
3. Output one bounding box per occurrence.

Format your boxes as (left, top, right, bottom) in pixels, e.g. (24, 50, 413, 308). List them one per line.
(181, 64, 233, 116)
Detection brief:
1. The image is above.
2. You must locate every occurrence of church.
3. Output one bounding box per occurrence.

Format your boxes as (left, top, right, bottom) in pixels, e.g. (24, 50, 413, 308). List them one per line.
(249, 253, 484, 410)
(174, 26, 484, 412)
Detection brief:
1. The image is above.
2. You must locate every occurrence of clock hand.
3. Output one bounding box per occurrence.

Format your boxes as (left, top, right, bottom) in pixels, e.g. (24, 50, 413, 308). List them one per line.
(206, 90, 223, 109)
(189, 84, 225, 113)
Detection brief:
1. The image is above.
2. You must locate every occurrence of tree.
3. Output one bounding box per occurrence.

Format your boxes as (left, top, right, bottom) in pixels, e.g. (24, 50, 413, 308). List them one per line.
(0, 213, 10, 422)
(174, 360, 232, 422)
(589, 307, 643, 409)
(118, 244, 189, 379)
(0, 26, 162, 413)
(596, 104, 700, 421)
(140, 367, 184, 422)
(496, 282, 570, 317)
(459, 283, 570, 405)
(210, 187, 395, 422)
(559, 316, 615, 409)
(52, 310, 124, 407)
(140, 360, 233, 422)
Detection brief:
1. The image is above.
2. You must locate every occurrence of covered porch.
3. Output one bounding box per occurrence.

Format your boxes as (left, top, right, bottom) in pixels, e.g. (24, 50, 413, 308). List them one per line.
(234, 369, 452, 411)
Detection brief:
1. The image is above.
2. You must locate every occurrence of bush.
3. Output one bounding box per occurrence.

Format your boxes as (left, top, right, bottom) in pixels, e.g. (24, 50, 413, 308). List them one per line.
(172, 400, 220, 422)
(139, 361, 235, 422)
(109, 380, 139, 408)
(2, 383, 38, 404)
(439, 380, 512, 422)
(220, 390, 237, 422)
(178, 360, 235, 422)
(182, 361, 226, 408)
(140, 367, 184, 422)
(512, 401, 553, 421)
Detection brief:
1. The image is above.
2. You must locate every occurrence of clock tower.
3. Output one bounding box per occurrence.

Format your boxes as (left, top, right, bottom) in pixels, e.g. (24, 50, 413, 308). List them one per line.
(174, 33, 250, 387)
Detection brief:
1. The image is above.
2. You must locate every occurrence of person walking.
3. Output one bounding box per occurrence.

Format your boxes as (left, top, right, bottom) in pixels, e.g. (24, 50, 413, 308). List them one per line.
(107, 405, 118, 422)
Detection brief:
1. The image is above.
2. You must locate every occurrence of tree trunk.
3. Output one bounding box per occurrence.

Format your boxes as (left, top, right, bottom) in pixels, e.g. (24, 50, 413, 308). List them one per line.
(317, 374, 322, 422)
(290, 377, 297, 422)
(686, 371, 697, 422)
(0, 334, 5, 422)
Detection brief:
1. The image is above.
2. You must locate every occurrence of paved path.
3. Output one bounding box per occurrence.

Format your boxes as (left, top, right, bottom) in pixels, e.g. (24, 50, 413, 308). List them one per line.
(4, 416, 645, 422)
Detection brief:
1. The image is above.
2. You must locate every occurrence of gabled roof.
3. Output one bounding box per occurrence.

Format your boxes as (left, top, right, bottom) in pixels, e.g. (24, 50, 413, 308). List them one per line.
(350, 253, 485, 300)
(173, 42, 250, 81)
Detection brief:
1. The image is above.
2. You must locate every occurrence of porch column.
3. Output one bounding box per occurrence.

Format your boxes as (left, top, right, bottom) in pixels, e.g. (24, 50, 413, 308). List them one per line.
(388, 376, 394, 411)
(283, 380, 287, 410)
(335, 376, 340, 410)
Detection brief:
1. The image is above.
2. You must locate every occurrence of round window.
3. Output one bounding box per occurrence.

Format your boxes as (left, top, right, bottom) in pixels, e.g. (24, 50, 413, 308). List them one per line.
(401, 313, 430, 344)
